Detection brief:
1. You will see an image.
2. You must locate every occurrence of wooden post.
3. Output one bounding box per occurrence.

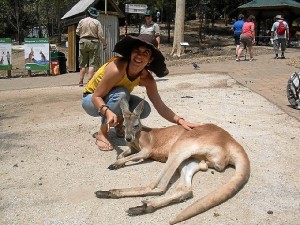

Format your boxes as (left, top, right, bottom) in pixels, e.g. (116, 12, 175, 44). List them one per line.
(7, 70, 11, 78)
(67, 25, 76, 72)
(28, 70, 32, 77)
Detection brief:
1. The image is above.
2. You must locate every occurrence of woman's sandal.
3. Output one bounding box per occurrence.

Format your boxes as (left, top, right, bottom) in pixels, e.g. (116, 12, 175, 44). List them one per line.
(95, 138, 113, 151)
(115, 124, 125, 138)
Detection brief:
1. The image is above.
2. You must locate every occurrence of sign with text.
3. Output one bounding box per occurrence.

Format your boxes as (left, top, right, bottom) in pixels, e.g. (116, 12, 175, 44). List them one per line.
(125, 4, 147, 14)
(0, 38, 12, 70)
(24, 38, 50, 71)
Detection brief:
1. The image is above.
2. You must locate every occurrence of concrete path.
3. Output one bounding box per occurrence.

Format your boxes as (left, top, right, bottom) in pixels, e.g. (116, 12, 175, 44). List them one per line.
(168, 48, 300, 121)
(0, 48, 299, 120)
(1, 48, 299, 225)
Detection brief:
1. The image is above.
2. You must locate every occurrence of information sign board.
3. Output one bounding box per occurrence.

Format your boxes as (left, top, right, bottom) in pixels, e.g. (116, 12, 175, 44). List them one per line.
(125, 4, 147, 14)
(0, 38, 12, 70)
(24, 38, 50, 71)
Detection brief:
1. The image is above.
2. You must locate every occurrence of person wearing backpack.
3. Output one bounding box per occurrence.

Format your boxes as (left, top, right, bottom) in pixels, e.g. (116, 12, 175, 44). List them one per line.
(271, 15, 289, 59)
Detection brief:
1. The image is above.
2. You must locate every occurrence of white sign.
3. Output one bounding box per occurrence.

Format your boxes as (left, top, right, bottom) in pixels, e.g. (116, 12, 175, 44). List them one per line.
(125, 4, 147, 14)
(0, 38, 12, 70)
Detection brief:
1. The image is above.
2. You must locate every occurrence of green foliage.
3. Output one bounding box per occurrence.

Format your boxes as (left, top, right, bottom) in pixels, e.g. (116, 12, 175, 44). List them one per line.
(0, 0, 250, 43)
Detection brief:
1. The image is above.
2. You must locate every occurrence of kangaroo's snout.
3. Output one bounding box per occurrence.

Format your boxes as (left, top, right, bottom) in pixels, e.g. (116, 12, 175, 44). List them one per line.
(125, 135, 133, 142)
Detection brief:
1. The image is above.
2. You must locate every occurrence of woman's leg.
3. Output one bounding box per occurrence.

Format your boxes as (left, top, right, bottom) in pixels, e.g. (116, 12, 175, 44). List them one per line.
(81, 93, 112, 150)
(235, 45, 240, 57)
(81, 87, 151, 150)
(237, 46, 244, 60)
(82, 87, 131, 150)
(248, 46, 253, 59)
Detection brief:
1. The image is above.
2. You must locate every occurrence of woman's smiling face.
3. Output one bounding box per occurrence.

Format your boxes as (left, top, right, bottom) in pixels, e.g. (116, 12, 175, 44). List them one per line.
(130, 45, 153, 68)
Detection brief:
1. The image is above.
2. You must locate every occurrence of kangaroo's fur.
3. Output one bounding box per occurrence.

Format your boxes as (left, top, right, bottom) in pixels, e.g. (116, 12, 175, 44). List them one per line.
(95, 99, 250, 224)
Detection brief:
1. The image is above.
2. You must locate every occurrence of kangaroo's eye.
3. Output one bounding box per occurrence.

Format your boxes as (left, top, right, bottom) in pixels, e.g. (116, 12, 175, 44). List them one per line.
(134, 125, 139, 129)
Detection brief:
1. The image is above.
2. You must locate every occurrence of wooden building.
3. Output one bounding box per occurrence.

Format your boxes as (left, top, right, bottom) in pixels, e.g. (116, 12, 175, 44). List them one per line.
(61, 0, 124, 72)
(238, 0, 300, 44)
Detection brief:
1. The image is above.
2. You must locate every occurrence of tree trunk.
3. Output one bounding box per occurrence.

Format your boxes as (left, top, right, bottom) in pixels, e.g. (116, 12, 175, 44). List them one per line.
(170, 0, 185, 57)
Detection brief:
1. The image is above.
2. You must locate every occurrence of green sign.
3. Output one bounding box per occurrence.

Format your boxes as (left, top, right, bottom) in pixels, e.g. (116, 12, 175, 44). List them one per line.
(24, 38, 50, 71)
(0, 38, 12, 70)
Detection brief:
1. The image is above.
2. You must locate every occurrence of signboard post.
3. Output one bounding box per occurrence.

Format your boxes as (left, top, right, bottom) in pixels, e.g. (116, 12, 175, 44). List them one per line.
(24, 38, 50, 76)
(0, 38, 12, 78)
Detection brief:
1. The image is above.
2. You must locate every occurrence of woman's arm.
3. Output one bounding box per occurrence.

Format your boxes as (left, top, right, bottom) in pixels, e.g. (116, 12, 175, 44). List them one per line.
(140, 72, 201, 130)
(92, 59, 126, 126)
(251, 23, 255, 43)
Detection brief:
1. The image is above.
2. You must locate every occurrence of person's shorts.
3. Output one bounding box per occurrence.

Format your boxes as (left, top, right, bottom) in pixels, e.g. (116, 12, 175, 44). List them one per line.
(240, 34, 253, 48)
(78, 38, 100, 68)
(234, 33, 241, 45)
(273, 38, 287, 52)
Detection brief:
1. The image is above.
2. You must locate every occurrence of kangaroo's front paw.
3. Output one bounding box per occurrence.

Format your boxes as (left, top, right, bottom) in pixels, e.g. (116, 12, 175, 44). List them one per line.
(127, 202, 155, 215)
(108, 164, 119, 170)
(117, 154, 125, 160)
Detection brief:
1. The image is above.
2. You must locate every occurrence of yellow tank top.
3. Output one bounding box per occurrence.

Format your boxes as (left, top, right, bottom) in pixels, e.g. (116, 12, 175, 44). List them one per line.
(83, 56, 141, 94)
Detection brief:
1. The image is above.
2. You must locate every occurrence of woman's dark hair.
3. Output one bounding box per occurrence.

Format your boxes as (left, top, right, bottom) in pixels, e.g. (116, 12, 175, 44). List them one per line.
(238, 14, 244, 20)
(247, 15, 255, 22)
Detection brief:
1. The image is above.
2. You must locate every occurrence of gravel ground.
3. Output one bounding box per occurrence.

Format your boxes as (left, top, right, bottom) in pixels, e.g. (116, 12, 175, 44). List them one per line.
(1, 73, 299, 225)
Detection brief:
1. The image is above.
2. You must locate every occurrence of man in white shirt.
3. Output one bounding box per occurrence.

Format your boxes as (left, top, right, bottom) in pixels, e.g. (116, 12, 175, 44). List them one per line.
(271, 15, 289, 59)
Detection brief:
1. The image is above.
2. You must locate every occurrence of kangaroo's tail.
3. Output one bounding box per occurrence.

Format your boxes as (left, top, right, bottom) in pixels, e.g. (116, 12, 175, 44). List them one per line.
(169, 146, 250, 225)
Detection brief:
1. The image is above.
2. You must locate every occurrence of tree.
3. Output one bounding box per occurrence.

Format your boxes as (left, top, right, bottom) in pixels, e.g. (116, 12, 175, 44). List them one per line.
(0, 0, 29, 44)
(170, 0, 185, 57)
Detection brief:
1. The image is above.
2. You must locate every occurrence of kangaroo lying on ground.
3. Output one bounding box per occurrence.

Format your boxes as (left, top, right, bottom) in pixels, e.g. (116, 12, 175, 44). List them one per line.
(95, 99, 250, 224)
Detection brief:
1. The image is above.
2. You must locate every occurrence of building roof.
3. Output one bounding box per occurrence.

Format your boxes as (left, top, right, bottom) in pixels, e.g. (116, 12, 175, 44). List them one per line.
(238, 0, 300, 9)
(61, 0, 124, 20)
(62, 0, 94, 19)
(238, 0, 300, 20)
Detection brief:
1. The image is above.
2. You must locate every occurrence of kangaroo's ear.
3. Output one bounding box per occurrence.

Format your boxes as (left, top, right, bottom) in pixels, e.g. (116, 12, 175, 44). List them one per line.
(133, 100, 144, 117)
(120, 98, 130, 114)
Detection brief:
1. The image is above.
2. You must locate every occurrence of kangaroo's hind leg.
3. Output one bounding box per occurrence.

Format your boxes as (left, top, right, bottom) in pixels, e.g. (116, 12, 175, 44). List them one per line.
(126, 159, 207, 215)
(95, 148, 193, 199)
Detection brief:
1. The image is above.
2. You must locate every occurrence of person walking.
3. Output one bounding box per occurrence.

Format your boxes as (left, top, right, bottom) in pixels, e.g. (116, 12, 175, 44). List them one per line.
(81, 34, 199, 151)
(156, 10, 161, 23)
(231, 14, 245, 59)
(76, 7, 108, 86)
(271, 15, 289, 59)
(140, 9, 161, 49)
(236, 15, 256, 62)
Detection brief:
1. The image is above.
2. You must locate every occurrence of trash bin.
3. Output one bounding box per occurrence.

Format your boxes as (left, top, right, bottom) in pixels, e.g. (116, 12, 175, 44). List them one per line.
(50, 51, 67, 75)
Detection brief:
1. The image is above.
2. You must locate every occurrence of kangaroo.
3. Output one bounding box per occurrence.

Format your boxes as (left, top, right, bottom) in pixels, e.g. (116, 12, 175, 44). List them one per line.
(25, 47, 37, 63)
(40, 51, 46, 62)
(95, 99, 250, 224)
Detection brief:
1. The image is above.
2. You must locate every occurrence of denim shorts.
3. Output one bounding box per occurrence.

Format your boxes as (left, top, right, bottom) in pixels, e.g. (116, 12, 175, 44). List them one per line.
(234, 33, 241, 45)
(81, 86, 151, 124)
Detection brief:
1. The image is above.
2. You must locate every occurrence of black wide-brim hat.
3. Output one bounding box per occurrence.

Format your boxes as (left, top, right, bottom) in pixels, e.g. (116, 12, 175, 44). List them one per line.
(113, 34, 168, 77)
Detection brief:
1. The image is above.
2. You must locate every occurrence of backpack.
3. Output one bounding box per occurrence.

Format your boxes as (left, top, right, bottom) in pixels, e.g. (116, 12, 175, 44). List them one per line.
(286, 72, 300, 109)
(277, 21, 286, 35)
